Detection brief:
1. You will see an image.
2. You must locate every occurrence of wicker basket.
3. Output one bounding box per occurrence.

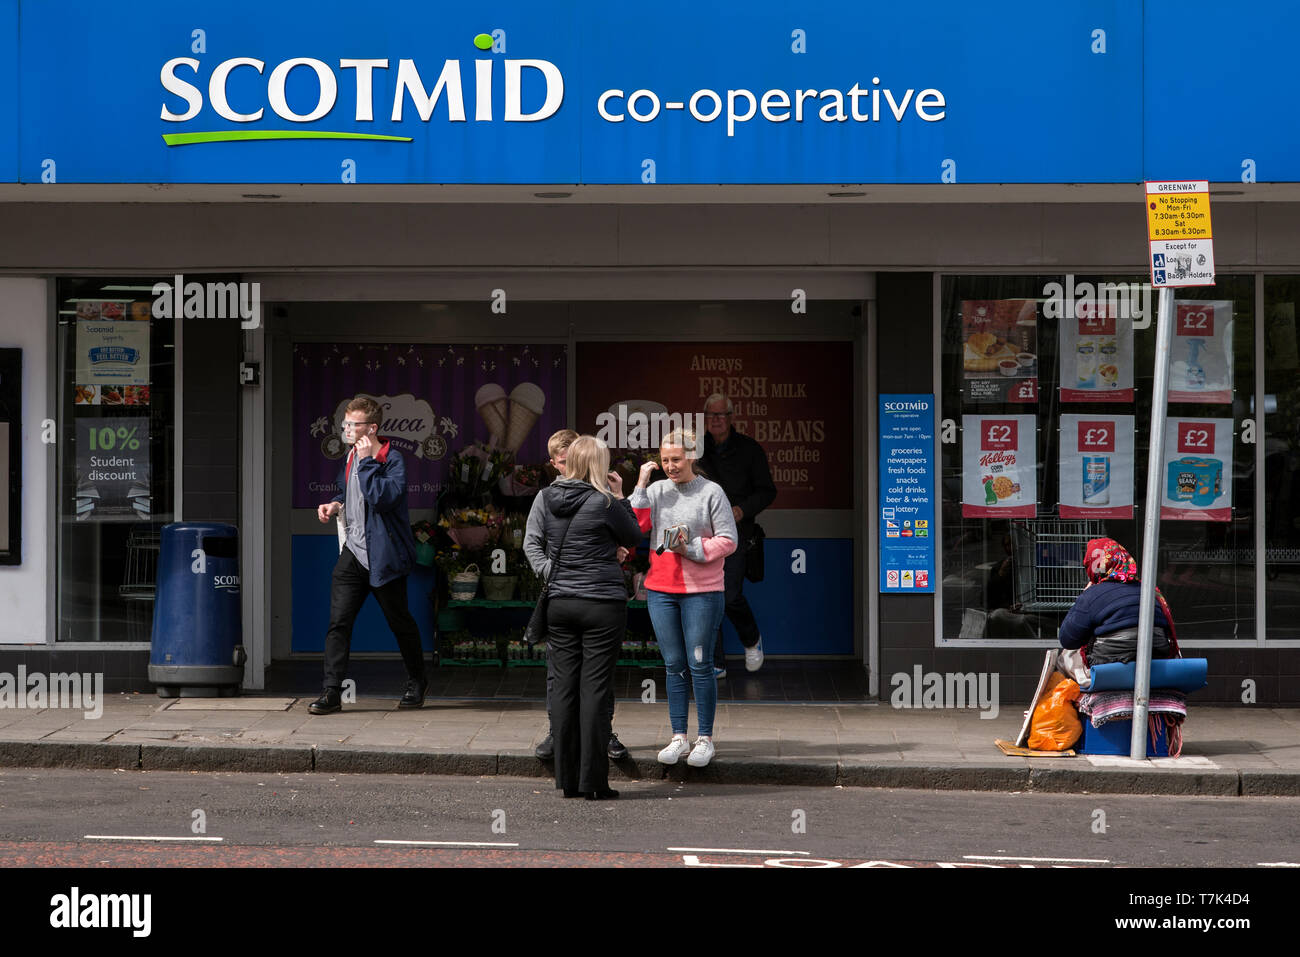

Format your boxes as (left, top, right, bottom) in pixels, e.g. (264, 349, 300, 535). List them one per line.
(450, 563, 480, 601)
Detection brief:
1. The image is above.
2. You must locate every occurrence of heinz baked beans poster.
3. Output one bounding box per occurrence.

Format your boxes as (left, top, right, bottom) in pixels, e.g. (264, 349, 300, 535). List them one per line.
(575, 341, 851, 510)
(961, 414, 1036, 518)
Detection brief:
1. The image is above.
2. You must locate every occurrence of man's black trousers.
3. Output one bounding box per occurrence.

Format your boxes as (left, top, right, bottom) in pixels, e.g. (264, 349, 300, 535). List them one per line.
(323, 546, 426, 691)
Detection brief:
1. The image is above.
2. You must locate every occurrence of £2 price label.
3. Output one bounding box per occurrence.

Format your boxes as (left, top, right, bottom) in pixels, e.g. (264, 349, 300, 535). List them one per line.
(1078, 421, 1116, 453)
(1176, 304, 1215, 337)
(981, 420, 1018, 451)
(1177, 421, 1215, 454)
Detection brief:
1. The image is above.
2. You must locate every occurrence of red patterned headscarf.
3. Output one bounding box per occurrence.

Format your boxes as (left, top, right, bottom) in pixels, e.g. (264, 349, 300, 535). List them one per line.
(1084, 538, 1139, 584)
(1083, 538, 1180, 655)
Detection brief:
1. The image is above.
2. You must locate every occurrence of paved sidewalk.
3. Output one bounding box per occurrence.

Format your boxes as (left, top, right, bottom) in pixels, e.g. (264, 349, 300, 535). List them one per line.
(0, 693, 1298, 796)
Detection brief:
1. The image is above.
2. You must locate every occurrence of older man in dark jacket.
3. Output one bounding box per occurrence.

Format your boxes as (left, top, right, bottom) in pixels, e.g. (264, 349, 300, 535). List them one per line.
(700, 393, 777, 676)
(310, 396, 425, 715)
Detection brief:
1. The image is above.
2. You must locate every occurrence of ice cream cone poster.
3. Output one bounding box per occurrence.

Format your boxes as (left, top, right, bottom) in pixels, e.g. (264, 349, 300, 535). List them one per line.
(1167, 301, 1233, 404)
(293, 343, 566, 509)
(960, 300, 1039, 405)
(1161, 417, 1233, 521)
(1058, 301, 1134, 403)
(1058, 414, 1134, 519)
(962, 415, 1036, 518)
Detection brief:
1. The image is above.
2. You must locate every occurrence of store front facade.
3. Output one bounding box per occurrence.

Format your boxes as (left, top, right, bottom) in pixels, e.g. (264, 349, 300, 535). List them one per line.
(3, 1, 1300, 702)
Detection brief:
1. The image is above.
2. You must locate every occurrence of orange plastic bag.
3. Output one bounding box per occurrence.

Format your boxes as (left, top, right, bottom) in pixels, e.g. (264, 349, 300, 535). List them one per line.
(1028, 671, 1082, 751)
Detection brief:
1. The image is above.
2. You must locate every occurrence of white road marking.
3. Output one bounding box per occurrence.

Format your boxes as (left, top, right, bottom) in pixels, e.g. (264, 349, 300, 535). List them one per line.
(374, 840, 519, 848)
(668, 846, 809, 856)
(1258, 862, 1300, 867)
(85, 835, 224, 842)
(964, 854, 1109, 864)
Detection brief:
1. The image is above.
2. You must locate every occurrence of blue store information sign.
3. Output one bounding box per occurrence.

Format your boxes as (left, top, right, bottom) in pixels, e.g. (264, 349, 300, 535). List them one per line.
(879, 395, 935, 593)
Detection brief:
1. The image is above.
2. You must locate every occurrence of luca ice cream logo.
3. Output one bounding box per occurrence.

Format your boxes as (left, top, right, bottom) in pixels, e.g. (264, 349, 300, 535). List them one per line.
(159, 34, 563, 146)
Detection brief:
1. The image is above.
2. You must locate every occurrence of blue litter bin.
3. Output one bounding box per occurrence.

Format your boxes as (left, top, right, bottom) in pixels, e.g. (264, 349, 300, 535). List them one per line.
(149, 522, 247, 698)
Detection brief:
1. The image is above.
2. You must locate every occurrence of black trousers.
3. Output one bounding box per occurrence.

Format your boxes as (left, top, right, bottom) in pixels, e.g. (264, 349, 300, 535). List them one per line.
(715, 542, 761, 667)
(323, 546, 426, 691)
(546, 597, 625, 793)
(546, 668, 615, 727)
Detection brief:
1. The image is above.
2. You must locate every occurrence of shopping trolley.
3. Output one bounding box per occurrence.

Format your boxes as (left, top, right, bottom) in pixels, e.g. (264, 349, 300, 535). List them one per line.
(1010, 519, 1106, 611)
(120, 528, 161, 641)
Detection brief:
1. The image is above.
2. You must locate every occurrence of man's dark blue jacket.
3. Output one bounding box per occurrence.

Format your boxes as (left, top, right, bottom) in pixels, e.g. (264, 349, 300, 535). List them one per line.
(330, 439, 417, 588)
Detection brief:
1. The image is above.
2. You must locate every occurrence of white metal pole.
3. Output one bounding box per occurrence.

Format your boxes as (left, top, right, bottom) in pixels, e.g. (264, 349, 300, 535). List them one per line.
(1132, 286, 1175, 758)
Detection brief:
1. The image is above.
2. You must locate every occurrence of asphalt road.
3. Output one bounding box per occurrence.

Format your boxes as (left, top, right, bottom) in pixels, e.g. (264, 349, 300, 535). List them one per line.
(0, 768, 1298, 868)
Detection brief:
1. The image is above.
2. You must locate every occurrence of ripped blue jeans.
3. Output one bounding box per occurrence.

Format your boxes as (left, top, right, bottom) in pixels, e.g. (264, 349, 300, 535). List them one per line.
(647, 590, 726, 737)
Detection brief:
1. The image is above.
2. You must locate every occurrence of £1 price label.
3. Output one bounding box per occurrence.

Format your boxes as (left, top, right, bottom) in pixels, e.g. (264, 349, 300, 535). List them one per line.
(1177, 421, 1215, 454)
(981, 419, 1018, 451)
(1076, 301, 1116, 334)
(1176, 304, 1214, 337)
(1078, 421, 1116, 452)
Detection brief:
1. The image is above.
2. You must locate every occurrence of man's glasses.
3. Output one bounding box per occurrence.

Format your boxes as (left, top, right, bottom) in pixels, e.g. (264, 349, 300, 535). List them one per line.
(704, 412, 730, 419)
(341, 420, 373, 432)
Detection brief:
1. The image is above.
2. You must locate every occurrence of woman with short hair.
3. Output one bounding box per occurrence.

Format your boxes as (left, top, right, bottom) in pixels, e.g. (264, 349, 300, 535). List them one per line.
(629, 429, 738, 768)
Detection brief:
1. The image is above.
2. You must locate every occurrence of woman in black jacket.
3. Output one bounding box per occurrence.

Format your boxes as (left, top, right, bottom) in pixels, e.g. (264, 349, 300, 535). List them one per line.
(528, 435, 643, 800)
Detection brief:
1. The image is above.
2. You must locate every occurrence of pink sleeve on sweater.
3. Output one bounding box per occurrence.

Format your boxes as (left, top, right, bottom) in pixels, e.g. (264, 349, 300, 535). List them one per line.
(698, 535, 737, 562)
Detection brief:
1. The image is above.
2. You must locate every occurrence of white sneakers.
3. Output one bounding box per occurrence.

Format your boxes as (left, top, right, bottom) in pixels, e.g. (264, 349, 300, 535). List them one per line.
(658, 734, 716, 767)
(687, 737, 715, 767)
(657, 735, 691, 764)
(744, 637, 765, 672)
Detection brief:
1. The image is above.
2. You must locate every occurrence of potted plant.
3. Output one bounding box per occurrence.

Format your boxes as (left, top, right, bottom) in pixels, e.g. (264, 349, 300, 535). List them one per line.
(438, 505, 503, 551)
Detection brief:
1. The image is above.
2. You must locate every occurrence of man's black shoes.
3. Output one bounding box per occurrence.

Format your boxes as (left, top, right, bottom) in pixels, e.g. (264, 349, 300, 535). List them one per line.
(398, 678, 428, 709)
(308, 688, 342, 715)
(535, 733, 555, 760)
(607, 733, 629, 760)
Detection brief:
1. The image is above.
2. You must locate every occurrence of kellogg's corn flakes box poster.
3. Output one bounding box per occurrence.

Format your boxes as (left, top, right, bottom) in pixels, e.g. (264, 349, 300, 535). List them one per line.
(962, 415, 1036, 518)
(960, 300, 1038, 405)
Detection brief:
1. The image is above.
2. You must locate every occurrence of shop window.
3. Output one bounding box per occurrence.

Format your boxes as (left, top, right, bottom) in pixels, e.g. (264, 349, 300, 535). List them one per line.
(1264, 277, 1300, 639)
(55, 279, 176, 642)
(939, 275, 1256, 643)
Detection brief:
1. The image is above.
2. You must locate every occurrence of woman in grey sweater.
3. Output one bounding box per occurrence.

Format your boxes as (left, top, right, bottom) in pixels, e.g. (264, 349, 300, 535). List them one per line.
(629, 429, 738, 768)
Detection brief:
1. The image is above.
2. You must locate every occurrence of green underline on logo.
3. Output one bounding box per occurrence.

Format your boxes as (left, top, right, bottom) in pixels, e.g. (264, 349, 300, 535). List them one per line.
(162, 130, 414, 146)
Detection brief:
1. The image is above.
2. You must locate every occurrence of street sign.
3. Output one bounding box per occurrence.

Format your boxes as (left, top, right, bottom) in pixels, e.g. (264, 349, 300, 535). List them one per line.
(1145, 180, 1215, 287)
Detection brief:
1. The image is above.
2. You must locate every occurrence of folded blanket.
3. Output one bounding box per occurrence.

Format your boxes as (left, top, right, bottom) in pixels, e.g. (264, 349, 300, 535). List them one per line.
(1076, 690, 1186, 757)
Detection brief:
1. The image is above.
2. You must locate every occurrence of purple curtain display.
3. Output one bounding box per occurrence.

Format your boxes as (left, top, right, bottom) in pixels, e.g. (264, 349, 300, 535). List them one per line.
(293, 343, 567, 509)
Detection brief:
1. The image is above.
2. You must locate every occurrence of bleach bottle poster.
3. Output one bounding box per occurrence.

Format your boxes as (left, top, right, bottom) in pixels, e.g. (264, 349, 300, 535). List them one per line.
(1161, 418, 1233, 521)
(962, 415, 1036, 518)
(1059, 414, 1135, 519)
(1167, 301, 1233, 404)
(1058, 302, 1134, 403)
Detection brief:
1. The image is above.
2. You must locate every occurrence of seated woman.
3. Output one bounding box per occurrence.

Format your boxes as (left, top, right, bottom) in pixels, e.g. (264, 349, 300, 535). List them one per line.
(1058, 538, 1181, 667)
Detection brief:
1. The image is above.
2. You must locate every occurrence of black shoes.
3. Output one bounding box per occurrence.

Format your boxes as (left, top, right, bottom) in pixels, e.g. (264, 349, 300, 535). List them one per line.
(398, 677, 428, 709)
(308, 688, 342, 715)
(543, 733, 627, 760)
(561, 786, 618, 800)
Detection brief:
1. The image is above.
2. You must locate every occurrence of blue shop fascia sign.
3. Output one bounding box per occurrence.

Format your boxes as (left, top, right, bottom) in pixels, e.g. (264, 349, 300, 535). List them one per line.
(6, 0, 1299, 185)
